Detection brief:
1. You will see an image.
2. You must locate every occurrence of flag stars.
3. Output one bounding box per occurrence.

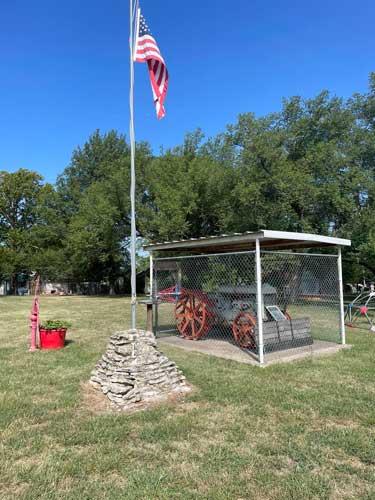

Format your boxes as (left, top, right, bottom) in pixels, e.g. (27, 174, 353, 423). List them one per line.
(139, 14, 152, 35)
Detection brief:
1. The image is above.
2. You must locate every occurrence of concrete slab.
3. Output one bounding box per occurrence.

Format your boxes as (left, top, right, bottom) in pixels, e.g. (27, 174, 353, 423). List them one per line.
(263, 340, 351, 366)
(158, 334, 351, 366)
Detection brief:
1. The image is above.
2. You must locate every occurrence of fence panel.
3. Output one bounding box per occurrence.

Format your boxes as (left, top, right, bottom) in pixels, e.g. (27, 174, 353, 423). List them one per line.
(154, 252, 259, 357)
(261, 251, 340, 359)
(153, 250, 341, 363)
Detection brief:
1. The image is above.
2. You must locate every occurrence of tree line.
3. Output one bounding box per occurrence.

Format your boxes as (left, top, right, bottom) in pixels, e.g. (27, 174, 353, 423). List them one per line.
(1, 73, 375, 293)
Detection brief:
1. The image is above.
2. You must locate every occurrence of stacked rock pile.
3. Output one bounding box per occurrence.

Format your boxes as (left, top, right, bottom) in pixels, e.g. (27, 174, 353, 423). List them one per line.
(90, 329, 190, 408)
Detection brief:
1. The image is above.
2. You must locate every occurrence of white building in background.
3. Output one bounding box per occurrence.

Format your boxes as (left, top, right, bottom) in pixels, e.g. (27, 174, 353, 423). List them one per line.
(0, 280, 69, 296)
(42, 282, 70, 295)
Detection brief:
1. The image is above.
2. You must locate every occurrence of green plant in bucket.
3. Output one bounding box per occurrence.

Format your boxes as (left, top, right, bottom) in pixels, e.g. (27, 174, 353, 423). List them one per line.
(40, 319, 72, 330)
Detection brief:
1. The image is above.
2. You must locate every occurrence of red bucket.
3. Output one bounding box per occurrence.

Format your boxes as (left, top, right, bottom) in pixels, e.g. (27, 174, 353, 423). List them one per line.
(39, 328, 67, 350)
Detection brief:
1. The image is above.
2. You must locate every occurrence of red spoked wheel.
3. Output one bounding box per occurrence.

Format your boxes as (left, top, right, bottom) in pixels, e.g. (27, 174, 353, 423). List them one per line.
(175, 291, 213, 340)
(232, 312, 257, 349)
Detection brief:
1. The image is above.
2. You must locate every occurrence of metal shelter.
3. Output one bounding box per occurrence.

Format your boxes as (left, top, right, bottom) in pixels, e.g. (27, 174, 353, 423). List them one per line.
(144, 230, 351, 364)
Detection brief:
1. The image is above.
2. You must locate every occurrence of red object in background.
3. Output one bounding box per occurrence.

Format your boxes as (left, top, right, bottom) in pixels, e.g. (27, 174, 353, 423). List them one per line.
(29, 297, 39, 351)
(39, 329, 67, 350)
(30, 275, 40, 351)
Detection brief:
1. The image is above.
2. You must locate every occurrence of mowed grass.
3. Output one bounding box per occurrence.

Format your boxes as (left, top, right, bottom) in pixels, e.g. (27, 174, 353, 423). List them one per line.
(0, 297, 374, 500)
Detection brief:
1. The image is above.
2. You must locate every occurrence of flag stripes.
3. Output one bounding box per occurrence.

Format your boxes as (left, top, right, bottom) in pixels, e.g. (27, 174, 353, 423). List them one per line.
(134, 9, 168, 119)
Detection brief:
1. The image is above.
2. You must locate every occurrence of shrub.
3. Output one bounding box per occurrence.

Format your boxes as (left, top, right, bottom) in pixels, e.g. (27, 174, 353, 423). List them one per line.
(40, 319, 71, 330)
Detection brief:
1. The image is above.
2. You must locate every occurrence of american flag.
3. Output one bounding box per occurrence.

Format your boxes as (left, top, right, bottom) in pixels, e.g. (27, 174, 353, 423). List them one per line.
(134, 9, 168, 120)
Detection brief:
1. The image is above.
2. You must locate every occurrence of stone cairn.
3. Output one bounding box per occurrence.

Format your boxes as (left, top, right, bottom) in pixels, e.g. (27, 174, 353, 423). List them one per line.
(90, 329, 190, 409)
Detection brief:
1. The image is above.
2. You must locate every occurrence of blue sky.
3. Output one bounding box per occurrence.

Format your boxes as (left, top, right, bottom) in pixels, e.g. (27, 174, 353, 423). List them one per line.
(1, 0, 374, 183)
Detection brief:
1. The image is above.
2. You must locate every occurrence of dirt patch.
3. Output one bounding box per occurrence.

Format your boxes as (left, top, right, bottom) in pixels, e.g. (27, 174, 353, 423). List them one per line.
(0, 482, 30, 498)
(79, 381, 196, 415)
(79, 381, 114, 414)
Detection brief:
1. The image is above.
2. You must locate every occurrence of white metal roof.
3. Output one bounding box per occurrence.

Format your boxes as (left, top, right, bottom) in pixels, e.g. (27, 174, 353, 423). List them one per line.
(144, 230, 351, 254)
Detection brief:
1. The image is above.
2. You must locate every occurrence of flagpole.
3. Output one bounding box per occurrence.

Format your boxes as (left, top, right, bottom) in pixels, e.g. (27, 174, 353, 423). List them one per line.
(129, 0, 137, 329)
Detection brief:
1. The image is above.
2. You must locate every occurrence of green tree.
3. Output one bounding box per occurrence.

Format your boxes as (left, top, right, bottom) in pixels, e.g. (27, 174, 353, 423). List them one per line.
(66, 182, 127, 293)
(0, 169, 62, 292)
(56, 129, 130, 214)
(141, 130, 235, 241)
(57, 130, 153, 290)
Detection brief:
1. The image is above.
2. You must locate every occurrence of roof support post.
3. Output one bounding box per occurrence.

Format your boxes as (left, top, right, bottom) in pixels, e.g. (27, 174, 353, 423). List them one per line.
(338, 247, 346, 345)
(255, 238, 264, 364)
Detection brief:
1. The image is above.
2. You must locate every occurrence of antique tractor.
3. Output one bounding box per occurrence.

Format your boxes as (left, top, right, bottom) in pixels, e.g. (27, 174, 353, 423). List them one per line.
(158, 284, 286, 350)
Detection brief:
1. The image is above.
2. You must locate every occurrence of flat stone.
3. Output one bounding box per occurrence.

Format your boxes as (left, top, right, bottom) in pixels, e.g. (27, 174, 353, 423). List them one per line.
(108, 383, 133, 395)
(109, 375, 133, 384)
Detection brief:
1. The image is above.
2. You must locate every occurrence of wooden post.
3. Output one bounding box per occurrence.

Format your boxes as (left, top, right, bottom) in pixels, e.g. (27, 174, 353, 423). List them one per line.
(146, 302, 153, 332)
(138, 299, 160, 333)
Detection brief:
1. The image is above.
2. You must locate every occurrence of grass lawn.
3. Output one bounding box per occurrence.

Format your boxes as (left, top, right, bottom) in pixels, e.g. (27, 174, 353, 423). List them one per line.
(0, 296, 374, 499)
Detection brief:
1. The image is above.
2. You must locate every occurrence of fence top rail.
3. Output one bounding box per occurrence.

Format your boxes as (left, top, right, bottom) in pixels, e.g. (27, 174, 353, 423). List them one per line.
(154, 249, 256, 261)
(261, 250, 339, 258)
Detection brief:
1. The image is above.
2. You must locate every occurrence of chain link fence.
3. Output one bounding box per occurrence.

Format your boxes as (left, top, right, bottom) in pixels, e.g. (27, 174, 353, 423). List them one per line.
(153, 250, 341, 363)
